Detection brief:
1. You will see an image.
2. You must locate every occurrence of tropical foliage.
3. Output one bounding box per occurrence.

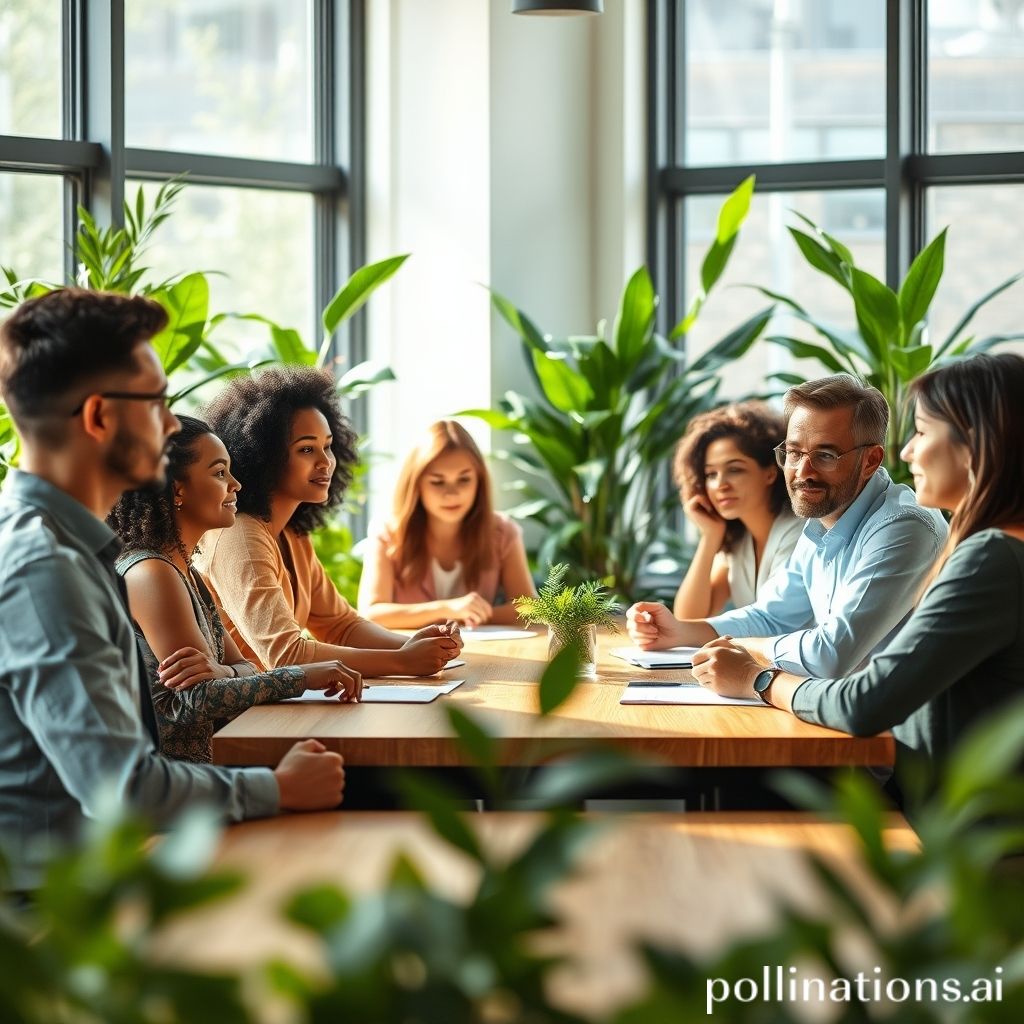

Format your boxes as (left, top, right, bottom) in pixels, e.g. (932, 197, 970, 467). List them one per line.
(0, 181, 406, 491)
(460, 176, 772, 600)
(755, 214, 1024, 481)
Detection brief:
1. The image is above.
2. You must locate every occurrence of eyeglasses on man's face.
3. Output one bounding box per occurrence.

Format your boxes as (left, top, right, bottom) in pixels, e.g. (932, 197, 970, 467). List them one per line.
(70, 388, 172, 417)
(773, 441, 871, 473)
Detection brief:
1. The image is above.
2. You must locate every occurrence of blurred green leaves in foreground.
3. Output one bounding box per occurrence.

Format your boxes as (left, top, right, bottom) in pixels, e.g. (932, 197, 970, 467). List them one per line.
(3, 667, 1024, 1022)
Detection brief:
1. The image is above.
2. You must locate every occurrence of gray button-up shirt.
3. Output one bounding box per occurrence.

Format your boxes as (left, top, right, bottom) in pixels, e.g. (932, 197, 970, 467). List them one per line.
(0, 470, 278, 890)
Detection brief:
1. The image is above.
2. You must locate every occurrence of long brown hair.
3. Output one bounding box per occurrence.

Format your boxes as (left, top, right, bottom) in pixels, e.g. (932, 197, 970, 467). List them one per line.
(388, 420, 495, 588)
(910, 352, 1024, 591)
(673, 401, 788, 552)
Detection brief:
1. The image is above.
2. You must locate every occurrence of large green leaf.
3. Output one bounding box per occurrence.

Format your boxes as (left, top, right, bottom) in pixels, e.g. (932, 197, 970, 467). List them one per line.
(688, 305, 774, 374)
(574, 341, 621, 408)
(149, 273, 209, 374)
(850, 267, 899, 356)
(455, 408, 519, 431)
(898, 228, 946, 334)
(612, 267, 656, 369)
(397, 774, 485, 863)
(716, 174, 755, 243)
(321, 254, 409, 339)
(538, 638, 583, 716)
(788, 227, 849, 291)
(271, 325, 316, 365)
(571, 458, 606, 503)
(889, 344, 934, 382)
(947, 333, 1024, 358)
(490, 289, 549, 353)
(699, 235, 737, 296)
(531, 349, 593, 412)
(936, 272, 1024, 359)
(763, 335, 847, 374)
(945, 695, 1024, 809)
(336, 359, 396, 396)
(169, 359, 273, 403)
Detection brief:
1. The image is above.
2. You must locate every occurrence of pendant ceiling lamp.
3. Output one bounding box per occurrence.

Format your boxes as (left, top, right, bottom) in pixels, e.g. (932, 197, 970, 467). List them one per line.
(512, 0, 603, 14)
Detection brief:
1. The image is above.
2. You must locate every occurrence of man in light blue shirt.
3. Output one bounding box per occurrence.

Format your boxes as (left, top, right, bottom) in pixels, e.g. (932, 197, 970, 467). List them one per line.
(0, 289, 350, 892)
(628, 375, 947, 677)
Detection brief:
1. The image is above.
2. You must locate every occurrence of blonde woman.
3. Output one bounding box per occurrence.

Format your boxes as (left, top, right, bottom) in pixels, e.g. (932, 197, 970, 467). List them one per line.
(358, 420, 536, 628)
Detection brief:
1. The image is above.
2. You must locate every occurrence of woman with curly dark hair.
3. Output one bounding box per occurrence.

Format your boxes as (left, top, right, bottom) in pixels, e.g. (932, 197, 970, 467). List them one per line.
(672, 401, 802, 619)
(108, 415, 362, 763)
(196, 367, 462, 676)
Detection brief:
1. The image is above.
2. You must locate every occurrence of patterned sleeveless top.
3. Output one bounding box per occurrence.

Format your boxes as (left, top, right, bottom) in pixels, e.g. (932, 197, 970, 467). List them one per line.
(116, 549, 305, 763)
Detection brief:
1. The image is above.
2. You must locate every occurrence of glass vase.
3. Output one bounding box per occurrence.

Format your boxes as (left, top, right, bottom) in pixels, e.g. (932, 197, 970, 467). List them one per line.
(547, 623, 598, 679)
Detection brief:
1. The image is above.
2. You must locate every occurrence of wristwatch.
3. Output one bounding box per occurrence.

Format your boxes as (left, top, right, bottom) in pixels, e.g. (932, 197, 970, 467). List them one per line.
(753, 667, 781, 706)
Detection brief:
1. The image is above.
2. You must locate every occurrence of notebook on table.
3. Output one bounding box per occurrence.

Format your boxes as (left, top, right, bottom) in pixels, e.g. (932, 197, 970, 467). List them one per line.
(619, 680, 763, 706)
(283, 679, 466, 704)
(609, 646, 701, 669)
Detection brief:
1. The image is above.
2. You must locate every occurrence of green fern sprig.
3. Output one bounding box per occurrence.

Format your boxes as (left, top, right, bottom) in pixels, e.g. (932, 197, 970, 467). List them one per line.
(514, 563, 620, 645)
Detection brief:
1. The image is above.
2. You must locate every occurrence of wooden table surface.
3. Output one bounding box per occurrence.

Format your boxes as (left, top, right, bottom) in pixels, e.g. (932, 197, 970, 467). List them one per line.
(213, 630, 894, 769)
(153, 809, 918, 1018)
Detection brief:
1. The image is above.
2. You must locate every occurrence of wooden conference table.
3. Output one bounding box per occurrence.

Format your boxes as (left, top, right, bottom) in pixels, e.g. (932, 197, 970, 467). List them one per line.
(213, 629, 893, 772)
(154, 810, 918, 1018)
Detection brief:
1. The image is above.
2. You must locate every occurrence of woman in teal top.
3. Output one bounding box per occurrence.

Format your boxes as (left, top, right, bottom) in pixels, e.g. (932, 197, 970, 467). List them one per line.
(107, 416, 361, 763)
(691, 353, 1024, 794)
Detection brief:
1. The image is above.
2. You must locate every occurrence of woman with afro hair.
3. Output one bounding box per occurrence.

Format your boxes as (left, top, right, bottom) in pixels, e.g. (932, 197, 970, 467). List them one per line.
(196, 367, 462, 676)
(672, 401, 803, 619)
(108, 415, 362, 763)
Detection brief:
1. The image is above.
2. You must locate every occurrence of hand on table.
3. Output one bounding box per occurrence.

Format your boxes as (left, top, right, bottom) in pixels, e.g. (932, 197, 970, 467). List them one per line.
(409, 622, 464, 655)
(274, 739, 345, 810)
(399, 634, 459, 675)
(625, 602, 683, 651)
(447, 591, 492, 627)
(690, 636, 761, 698)
(301, 660, 363, 701)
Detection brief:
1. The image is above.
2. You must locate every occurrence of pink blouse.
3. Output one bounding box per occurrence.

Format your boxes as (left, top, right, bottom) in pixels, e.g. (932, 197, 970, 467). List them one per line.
(363, 513, 523, 604)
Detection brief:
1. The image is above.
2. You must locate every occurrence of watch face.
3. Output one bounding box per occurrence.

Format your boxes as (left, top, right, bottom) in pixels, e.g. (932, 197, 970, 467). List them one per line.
(753, 669, 774, 693)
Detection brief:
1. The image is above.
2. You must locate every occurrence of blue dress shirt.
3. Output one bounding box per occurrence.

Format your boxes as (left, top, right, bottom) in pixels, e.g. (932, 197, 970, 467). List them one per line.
(0, 471, 279, 891)
(706, 469, 947, 677)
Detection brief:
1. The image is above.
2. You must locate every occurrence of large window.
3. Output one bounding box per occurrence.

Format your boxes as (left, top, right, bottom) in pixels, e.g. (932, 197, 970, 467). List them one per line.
(1, 0, 361, 362)
(651, 0, 1024, 399)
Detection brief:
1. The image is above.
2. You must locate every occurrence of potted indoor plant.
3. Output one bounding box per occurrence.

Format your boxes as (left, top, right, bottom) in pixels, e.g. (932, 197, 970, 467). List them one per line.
(514, 563, 620, 679)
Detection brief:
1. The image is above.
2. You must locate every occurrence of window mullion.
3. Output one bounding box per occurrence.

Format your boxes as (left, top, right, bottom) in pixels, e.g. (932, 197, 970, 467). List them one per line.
(82, 0, 125, 229)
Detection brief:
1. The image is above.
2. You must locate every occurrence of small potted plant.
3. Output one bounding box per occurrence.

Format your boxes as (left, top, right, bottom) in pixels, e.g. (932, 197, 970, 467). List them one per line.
(514, 563, 620, 679)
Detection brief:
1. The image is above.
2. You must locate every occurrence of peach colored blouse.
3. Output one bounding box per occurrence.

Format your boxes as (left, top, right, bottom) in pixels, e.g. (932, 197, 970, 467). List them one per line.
(195, 514, 362, 670)
(364, 513, 522, 604)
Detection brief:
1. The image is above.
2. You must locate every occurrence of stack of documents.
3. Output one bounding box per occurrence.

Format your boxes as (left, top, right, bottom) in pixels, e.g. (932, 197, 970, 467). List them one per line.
(609, 646, 701, 669)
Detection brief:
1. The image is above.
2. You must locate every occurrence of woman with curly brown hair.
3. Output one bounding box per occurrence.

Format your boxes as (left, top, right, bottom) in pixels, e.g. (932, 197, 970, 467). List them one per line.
(196, 367, 462, 677)
(108, 416, 362, 763)
(672, 401, 802, 618)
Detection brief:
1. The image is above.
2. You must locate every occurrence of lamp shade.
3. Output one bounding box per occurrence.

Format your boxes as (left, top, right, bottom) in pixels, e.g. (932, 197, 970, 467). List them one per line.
(512, 0, 603, 14)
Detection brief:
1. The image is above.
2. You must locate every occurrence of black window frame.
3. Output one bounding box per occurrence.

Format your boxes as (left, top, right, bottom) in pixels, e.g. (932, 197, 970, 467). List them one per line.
(648, 0, 1024, 340)
(1, 0, 366, 365)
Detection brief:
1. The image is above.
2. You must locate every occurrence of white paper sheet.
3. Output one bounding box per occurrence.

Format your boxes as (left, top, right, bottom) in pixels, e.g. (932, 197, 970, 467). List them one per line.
(459, 626, 537, 641)
(619, 681, 763, 706)
(609, 646, 701, 669)
(283, 679, 466, 704)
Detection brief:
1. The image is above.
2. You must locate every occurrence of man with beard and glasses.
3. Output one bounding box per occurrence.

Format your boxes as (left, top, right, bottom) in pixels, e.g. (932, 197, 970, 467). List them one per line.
(628, 374, 947, 679)
(0, 289, 349, 894)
